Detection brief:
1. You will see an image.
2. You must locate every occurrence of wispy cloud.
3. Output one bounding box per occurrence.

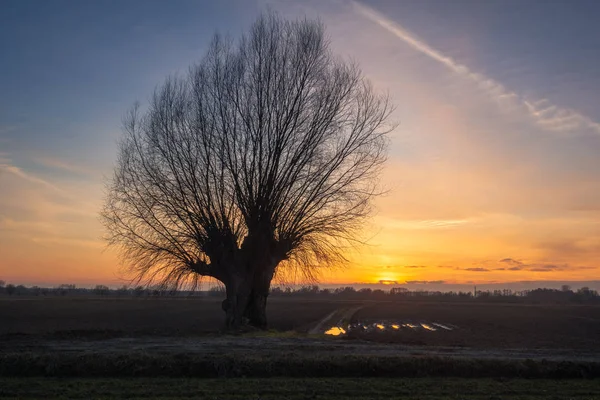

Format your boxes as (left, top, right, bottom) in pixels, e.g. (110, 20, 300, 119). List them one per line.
(491, 258, 593, 272)
(499, 258, 524, 267)
(380, 218, 469, 230)
(33, 156, 96, 177)
(0, 156, 62, 192)
(420, 219, 468, 228)
(352, 0, 600, 136)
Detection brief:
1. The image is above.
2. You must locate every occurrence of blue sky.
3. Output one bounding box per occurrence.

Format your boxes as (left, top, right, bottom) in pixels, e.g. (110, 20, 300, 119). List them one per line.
(0, 0, 258, 169)
(369, 0, 600, 118)
(1, 0, 600, 287)
(2, 0, 599, 170)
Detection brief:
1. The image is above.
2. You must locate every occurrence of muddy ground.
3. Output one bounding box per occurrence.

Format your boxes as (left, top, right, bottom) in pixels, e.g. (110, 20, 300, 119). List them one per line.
(1, 296, 599, 364)
(3, 335, 599, 363)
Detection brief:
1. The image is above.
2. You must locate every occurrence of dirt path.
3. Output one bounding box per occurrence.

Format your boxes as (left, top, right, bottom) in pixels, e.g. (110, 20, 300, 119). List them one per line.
(308, 306, 364, 334)
(308, 310, 338, 335)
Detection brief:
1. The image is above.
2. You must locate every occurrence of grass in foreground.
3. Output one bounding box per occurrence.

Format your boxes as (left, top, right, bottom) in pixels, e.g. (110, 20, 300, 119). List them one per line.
(3, 352, 599, 379)
(1, 377, 600, 399)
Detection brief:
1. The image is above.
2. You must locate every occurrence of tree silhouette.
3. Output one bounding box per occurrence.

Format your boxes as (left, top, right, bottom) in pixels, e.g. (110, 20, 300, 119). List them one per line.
(94, 285, 110, 296)
(5, 284, 16, 296)
(101, 13, 392, 329)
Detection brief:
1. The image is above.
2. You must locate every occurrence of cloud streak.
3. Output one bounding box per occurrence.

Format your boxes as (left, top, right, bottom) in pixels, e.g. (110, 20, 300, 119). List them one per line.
(491, 258, 594, 272)
(352, 0, 600, 136)
(380, 218, 469, 230)
(33, 156, 97, 177)
(0, 156, 62, 192)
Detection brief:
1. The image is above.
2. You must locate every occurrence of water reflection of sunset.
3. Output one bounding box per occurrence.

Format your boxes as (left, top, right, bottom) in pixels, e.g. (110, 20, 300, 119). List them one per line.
(324, 320, 456, 336)
(324, 327, 346, 336)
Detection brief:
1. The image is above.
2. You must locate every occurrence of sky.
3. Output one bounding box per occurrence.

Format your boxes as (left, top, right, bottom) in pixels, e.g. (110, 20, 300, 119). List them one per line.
(1, 0, 600, 289)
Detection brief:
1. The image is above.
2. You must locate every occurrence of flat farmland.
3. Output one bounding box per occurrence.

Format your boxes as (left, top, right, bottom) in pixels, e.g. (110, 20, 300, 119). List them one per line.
(0, 296, 357, 338)
(1, 297, 600, 383)
(349, 301, 600, 349)
(1, 297, 599, 351)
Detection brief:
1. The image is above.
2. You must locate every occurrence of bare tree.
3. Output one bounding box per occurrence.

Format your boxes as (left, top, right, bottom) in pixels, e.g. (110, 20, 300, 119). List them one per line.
(5, 284, 16, 296)
(102, 13, 392, 330)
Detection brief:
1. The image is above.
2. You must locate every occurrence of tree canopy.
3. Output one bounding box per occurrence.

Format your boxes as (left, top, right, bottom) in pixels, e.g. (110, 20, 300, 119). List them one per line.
(102, 13, 392, 329)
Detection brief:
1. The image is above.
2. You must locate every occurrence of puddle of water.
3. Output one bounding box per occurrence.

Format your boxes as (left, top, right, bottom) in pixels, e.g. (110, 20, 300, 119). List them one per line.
(421, 323, 437, 331)
(324, 326, 346, 336)
(432, 322, 453, 331)
(324, 321, 457, 336)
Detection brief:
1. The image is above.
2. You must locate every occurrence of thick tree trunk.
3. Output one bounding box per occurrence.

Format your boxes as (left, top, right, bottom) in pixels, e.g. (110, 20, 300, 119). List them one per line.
(220, 228, 285, 330)
(244, 289, 268, 329)
(244, 267, 275, 329)
(221, 266, 276, 331)
(223, 275, 252, 331)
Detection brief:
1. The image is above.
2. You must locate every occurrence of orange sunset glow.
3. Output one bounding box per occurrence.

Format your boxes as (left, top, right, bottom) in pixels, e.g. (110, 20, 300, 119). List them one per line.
(2, 1, 600, 291)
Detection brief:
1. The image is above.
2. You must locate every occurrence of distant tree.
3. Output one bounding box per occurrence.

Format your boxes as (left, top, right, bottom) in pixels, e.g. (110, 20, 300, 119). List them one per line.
(5, 284, 16, 296)
(390, 287, 408, 295)
(335, 287, 357, 298)
(298, 285, 319, 295)
(57, 284, 76, 296)
(561, 284, 571, 292)
(134, 286, 146, 297)
(101, 13, 392, 330)
(0, 280, 5, 288)
(93, 285, 110, 296)
(116, 285, 130, 296)
(577, 286, 598, 299)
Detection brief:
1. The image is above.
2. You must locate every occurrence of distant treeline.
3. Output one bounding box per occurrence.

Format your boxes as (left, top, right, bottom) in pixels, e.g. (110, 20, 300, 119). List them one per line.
(0, 280, 598, 304)
(268, 285, 600, 304)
